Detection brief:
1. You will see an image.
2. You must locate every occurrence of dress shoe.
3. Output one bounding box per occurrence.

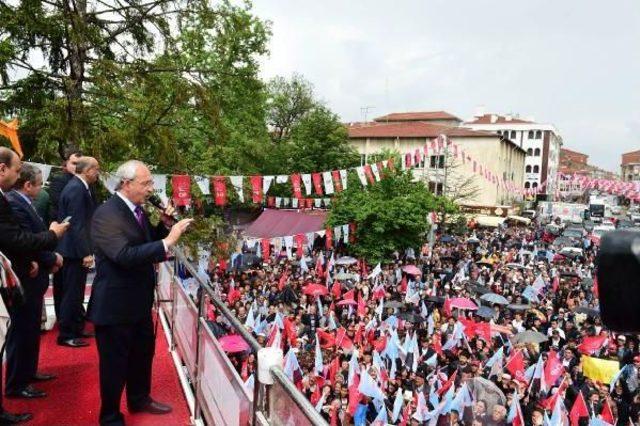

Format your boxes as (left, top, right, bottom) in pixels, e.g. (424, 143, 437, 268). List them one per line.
(129, 399, 172, 415)
(57, 338, 89, 348)
(6, 385, 47, 399)
(31, 372, 56, 382)
(0, 411, 32, 424)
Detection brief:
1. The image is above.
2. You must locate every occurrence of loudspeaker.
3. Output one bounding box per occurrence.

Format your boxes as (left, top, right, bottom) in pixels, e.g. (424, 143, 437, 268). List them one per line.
(597, 230, 640, 332)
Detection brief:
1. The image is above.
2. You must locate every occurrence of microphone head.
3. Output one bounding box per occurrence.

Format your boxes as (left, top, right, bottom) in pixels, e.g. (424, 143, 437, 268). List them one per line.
(147, 194, 164, 209)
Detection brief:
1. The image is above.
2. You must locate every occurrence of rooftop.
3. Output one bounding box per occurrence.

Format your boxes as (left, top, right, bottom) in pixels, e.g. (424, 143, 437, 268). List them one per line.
(373, 111, 461, 123)
(465, 114, 534, 125)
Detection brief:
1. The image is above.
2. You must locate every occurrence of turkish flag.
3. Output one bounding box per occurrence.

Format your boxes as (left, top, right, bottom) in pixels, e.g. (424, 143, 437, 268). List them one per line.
(331, 170, 343, 192)
(312, 173, 324, 195)
(342, 289, 355, 301)
(212, 176, 227, 206)
(437, 370, 457, 396)
(364, 164, 375, 184)
(601, 400, 615, 424)
(357, 293, 366, 317)
(331, 281, 342, 299)
(347, 375, 361, 416)
(335, 327, 353, 351)
(505, 350, 526, 382)
(171, 175, 191, 206)
(317, 329, 336, 349)
(250, 176, 263, 203)
(475, 322, 492, 342)
(577, 334, 607, 355)
(432, 333, 442, 356)
(374, 335, 387, 353)
(569, 392, 589, 426)
(291, 173, 302, 198)
(328, 356, 340, 384)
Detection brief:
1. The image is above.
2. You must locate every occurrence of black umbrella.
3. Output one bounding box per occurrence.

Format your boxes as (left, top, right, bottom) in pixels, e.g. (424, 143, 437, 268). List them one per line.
(384, 300, 405, 309)
(475, 306, 495, 319)
(469, 285, 491, 295)
(573, 306, 600, 317)
(426, 296, 445, 304)
(397, 311, 425, 323)
(507, 303, 531, 311)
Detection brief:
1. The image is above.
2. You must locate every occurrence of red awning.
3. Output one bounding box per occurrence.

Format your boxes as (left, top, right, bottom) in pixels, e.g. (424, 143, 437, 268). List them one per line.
(243, 209, 328, 239)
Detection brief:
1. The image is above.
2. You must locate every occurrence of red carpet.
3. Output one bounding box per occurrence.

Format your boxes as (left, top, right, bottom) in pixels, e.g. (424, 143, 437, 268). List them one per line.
(4, 323, 191, 426)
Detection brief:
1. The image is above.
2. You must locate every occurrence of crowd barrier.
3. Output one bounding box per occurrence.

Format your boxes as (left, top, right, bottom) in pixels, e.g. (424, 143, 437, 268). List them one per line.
(156, 248, 328, 426)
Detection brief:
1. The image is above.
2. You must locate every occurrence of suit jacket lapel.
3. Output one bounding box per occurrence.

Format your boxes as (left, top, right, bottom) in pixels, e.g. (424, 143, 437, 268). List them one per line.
(9, 190, 44, 230)
(112, 195, 147, 240)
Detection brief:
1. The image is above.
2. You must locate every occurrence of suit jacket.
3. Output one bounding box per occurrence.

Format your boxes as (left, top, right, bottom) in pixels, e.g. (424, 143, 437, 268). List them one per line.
(87, 195, 169, 326)
(0, 191, 58, 279)
(56, 176, 96, 259)
(48, 171, 73, 225)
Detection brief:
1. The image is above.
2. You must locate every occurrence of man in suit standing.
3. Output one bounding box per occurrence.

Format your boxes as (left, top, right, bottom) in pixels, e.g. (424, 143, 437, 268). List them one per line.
(48, 148, 82, 318)
(56, 156, 99, 347)
(0, 147, 69, 424)
(88, 160, 192, 426)
(5, 164, 63, 399)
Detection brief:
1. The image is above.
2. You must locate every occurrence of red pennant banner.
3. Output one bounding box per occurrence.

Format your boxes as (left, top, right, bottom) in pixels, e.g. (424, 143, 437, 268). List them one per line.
(261, 238, 270, 261)
(212, 176, 227, 206)
(405, 153, 412, 168)
(363, 164, 375, 184)
(305, 198, 313, 209)
(291, 173, 302, 198)
(331, 170, 343, 192)
(171, 175, 191, 206)
(250, 176, 263, 203)
(349, 223, 357, 244)
(312, 173, 324, 195)
(325, 227, 333, 249)
(294, 234, 305, 258)
(376, 161, 385, 179)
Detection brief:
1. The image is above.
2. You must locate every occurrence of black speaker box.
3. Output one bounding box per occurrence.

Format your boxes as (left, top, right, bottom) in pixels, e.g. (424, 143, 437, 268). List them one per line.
(597, 230, 640, 332)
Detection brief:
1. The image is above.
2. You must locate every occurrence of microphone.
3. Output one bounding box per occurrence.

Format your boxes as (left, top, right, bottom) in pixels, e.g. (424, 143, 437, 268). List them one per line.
(147, 194, 180, 221)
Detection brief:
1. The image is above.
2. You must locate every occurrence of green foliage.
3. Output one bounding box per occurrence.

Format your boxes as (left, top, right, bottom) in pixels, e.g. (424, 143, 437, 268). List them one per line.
(327, 168, 453, 262)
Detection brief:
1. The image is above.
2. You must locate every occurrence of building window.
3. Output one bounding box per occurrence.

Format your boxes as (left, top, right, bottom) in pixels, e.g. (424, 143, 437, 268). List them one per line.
(533, 165, 540, 173)
(428, 182, 444, 195)
(510, 130, 516, 139)
(532, 182, 538, 188)
(430, 155, 445, 168)
(534, 148, 541, 156)
(525, 165, 532, 173)
(497, 130, 502, 135)
(528, 130, 534, 139)
(527, 148, 533, 156)
(524, 182, 531, 189)
(535, 130, 542, 139)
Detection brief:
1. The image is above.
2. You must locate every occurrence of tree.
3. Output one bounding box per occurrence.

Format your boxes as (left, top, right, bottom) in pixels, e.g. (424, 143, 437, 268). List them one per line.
(266, 73, 315, 143)
(327, 168, 450, 262)
(0, 0, 271, 166)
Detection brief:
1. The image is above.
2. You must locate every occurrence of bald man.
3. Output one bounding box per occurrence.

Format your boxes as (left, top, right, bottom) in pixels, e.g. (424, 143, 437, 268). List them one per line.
(56, 156, 100, 347)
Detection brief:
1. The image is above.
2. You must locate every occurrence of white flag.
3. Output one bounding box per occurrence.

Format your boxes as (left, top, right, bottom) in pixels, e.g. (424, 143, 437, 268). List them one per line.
(151, 174, 168, 204)
(263, 175, 274, 195)
(194, 175, 211, 195)
(356, 166, 368, 186)
(368, 263, 382, 279)
(230, 176, 244, 202)
(100, 173, 119, 194)
(371, 163, 381, 181)
(301, 174, 312, 195)
(339, 169, 348, 190)
(276, 175, 289, 184)
(322, 171, 334, 195)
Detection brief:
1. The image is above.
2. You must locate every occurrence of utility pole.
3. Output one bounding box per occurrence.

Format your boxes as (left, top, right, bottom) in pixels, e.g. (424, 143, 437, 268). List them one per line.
(360, 106, 376, 122)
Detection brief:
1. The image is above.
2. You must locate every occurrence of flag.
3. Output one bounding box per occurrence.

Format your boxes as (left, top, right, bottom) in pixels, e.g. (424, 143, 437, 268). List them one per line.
(335, 327, 354, 351)
(312, 172, 324, 195)
(507, 391, 525, 426)
(331, 280, 341, 299)
(577, 335, 608, 355)
(314, 335, 324, 375)
(544, 350, 564, 387)
(506, 349, 526, 382)
(437, 370, 457, 397)
(347, 375, 361, 416)
(581, 356, 620, 384)
(569, 392, 589, 426)
(358, 368, 386, 401)
(372, 403, 388, 426)
(171, 175, 191, 206)
(212, 176, 227, 206)
(368, 263, 382, 279)
(485, 347, 504, 368)
(250, 175, 263, 203)
(291, 173, 303, 198)
(600, 400, 615, 425)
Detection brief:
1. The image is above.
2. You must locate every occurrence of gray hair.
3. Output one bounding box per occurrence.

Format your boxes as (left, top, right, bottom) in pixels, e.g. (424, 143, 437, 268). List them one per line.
(13, 163, 42, 189)
(114, 160, 147, 190)
(75, 157, 97, 174)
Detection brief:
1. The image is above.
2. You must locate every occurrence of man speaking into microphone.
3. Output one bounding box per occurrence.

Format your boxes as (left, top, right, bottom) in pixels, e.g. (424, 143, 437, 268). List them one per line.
(87, 160, 192, 426)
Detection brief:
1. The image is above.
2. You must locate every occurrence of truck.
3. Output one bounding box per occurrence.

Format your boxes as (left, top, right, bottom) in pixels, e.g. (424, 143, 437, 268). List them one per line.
(537, 202, 588, 224)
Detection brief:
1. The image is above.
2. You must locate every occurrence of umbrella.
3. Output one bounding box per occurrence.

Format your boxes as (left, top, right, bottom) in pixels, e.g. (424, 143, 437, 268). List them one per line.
(560, 271, 580, 278)
(507, 304, 531, 311)
(335, 256, 357, 266)
(384, 300, 405, 309)
(302, 284, 329, 297)
(426, 296, 445, 304)
(475, 306, 496, 319)
(397, 311, 425, 323)
(581, 277, 594, 288)
(440, 235, 455, 243)
(511, 330, 548, 345)
(505, 263, 525, 270)
(468, 377, 506, 412)
(336, 299, 358, 306)
(560, 247, 583, 258)
(335, 272, 357, 281)
(402, 265, 422, 276)
(449, 297, 478, 311)
(476, 258, 493, 268)
(469, 285, 491, 295)
(219, 335, 250, 353)
(480, 293, 509, 305)
(467, 237, 480, 245)
(573, 306, 600, 317)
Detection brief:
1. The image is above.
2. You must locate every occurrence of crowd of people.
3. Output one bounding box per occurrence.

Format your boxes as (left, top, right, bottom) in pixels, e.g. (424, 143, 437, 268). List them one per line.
(197, 218, 639, 425)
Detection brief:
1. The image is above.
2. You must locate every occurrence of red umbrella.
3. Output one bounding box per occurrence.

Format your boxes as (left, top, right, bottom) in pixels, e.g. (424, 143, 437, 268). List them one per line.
(402, 265, 422, 276)
(303, 283, 329, 297)
(449, 297, 478, 311)
(336, 299, 357, 306)
(219, 335, 250, 353)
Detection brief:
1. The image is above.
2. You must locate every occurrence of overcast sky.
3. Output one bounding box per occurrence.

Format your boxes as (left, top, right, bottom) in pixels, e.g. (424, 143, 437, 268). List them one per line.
(253, 0, 640, 172)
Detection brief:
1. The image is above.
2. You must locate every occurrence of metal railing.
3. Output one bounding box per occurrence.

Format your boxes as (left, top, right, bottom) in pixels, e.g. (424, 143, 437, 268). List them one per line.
(158, 247, 328, 426)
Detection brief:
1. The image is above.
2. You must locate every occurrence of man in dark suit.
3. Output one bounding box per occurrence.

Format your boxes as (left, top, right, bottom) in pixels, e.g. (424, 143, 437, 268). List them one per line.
(88, 160, 192, 426)
(0, 147, 69, 424)
(5, 164, 63, 399)
(56, 156, 99, 347)
(48, 147, 82, 318)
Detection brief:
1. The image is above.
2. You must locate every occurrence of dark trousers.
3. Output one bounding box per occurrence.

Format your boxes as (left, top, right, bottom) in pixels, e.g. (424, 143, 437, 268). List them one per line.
(5, 275, 48, 393)
(95, 317, 155, 426)
(58, 259, 88, 341)
(52, 269, 63, 319)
